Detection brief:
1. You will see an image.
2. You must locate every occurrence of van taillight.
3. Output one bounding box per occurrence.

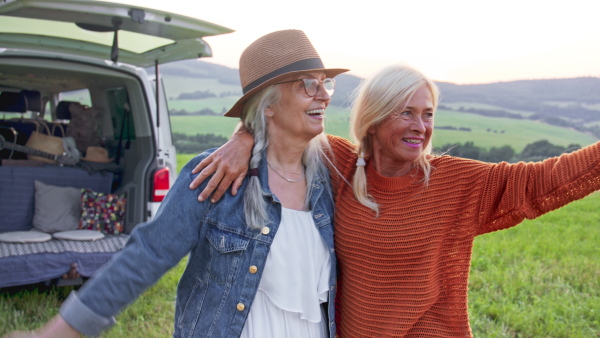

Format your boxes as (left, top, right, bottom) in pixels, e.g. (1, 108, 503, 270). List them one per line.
(152, 167, 170, 202)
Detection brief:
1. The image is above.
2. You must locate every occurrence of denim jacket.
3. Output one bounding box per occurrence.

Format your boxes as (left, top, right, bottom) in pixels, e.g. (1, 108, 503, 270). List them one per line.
(60, 149, 336, 337)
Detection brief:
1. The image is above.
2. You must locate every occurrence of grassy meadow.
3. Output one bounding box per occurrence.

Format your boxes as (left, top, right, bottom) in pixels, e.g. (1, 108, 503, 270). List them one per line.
(432, 109, 598, 152)
(2, 188, 598, 337)
(170, 107, 598, 153)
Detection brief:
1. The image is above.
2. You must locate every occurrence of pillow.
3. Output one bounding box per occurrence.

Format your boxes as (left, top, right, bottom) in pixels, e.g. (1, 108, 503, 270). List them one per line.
(33, 180, 82, 233)
(53, 229, 105, 241)
(79, 189, 126, 234)
(0, 231, 52, 243)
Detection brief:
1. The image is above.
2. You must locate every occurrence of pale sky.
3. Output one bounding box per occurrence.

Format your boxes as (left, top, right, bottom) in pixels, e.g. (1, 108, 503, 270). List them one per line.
(108, 0, 599, 84)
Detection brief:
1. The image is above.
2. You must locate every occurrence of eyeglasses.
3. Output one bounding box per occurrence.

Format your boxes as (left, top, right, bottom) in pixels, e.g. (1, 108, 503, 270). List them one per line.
(275, 78, 336, 97)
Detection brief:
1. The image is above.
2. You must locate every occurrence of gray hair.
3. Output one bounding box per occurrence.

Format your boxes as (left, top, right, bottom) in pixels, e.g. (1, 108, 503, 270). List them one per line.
(241, 85, 330, 229)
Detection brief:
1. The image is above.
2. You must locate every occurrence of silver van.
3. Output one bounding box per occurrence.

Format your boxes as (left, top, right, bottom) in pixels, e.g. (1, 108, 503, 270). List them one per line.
(0, 0, 232, 287)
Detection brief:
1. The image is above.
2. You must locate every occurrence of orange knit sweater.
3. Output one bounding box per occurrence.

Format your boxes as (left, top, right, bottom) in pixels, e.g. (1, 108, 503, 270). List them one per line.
(327, 135, 600, 337)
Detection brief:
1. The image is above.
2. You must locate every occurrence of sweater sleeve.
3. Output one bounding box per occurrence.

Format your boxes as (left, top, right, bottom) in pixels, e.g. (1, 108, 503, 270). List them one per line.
(476, 141, 600, 235)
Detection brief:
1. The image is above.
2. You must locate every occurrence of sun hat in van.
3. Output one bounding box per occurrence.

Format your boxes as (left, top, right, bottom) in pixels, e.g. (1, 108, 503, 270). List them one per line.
(224, 29, 349, 118)
(81, 146, 113, 163)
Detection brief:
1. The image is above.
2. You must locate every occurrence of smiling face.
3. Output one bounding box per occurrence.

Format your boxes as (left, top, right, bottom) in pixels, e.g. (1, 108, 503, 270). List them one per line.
(368, 85, 435, 176)
(267, 71, 330, 142)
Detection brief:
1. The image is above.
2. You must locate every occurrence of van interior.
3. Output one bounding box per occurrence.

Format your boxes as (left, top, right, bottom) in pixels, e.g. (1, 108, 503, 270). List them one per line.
(0, 56, 158, 232)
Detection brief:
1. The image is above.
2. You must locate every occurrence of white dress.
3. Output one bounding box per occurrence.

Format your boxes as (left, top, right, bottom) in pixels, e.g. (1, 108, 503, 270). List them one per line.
(240, 207, 331, 338)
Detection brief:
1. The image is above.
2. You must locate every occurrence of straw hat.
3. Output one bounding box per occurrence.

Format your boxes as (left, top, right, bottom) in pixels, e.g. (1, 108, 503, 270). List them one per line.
(25, 131, 64, 164)
(81, 146, 113, 163)
(224, 29, 349, 118)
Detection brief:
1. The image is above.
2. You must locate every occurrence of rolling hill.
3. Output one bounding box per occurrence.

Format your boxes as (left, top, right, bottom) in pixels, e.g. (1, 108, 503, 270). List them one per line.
(154, 60, 600, 153)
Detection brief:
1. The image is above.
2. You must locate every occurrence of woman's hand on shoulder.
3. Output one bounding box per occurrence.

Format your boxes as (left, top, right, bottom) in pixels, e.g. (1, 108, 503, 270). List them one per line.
(190, 125, 254, 203)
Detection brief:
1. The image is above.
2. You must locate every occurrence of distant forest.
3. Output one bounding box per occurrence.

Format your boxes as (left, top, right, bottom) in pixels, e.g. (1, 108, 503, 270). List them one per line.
(435, 139, 581, 163)
(172, 131, 580, 163)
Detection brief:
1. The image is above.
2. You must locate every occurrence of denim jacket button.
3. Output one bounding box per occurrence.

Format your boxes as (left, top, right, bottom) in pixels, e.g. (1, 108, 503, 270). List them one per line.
(249, 265, 258, 274)
(236, 303, 245, 311)
(261, 227, 270, 235)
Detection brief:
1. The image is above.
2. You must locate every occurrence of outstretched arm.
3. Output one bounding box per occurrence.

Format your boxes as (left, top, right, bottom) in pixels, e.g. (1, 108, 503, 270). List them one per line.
(190, 122, 254, 202)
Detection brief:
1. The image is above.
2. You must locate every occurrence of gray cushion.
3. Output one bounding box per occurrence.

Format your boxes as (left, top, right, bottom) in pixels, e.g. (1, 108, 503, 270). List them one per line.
(33, 180, 81, 233)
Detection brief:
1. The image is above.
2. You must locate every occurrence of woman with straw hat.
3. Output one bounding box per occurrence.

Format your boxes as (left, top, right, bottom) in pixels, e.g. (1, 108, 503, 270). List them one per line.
(5, 29, 347, 338)
(189, 64, 600, 337)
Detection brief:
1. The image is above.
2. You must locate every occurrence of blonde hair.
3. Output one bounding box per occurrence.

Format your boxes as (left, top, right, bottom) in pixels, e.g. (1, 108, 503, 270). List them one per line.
(350, 64, 440, 215)
(241, 85, 330, 229)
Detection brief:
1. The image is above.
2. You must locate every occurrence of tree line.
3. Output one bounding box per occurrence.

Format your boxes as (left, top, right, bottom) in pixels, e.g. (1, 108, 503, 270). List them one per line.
(172, 132, 229, 154)
(174, 132, 582, 164)
(436, 139, 581, 163)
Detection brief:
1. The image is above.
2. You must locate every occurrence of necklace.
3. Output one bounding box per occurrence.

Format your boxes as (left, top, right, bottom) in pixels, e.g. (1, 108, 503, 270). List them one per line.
(267, 161, 305, 183)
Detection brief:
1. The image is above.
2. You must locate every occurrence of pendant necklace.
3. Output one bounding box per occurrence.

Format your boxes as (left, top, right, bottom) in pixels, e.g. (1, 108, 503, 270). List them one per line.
(267, 162, 305, 183)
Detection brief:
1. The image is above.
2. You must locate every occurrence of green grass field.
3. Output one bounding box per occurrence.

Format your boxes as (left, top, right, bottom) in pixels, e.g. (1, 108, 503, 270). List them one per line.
(2, 188, 598, 337)
(469, 192, 600, 336)
(433, 109, 598, 152)
(170, 107, 599, 153)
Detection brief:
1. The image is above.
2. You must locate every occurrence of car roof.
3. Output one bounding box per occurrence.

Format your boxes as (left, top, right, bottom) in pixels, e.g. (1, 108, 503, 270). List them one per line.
(0, 0, 234, 67)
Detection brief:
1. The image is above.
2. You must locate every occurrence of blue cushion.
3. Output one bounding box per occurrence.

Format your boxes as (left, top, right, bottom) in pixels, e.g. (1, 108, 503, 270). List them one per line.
(0, 165, 113, 232)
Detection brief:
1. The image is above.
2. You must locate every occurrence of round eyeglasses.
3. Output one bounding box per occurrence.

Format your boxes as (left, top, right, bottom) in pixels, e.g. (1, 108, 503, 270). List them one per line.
(275, 78, 336, 97)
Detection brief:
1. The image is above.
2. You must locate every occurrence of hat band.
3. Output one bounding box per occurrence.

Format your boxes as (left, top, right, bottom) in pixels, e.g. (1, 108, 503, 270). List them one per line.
(242, 58, 325, 94)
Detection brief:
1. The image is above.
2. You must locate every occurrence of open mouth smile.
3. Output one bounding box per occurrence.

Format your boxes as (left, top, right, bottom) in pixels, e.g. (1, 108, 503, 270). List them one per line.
(403, 138, 422, 147)
(305, 109, 325, 117)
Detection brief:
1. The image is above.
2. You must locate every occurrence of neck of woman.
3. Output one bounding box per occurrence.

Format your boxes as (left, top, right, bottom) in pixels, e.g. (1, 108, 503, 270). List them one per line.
(265, 143, 308, 211)
(265, 136, 307, 173)
(371, 155, 415, 177)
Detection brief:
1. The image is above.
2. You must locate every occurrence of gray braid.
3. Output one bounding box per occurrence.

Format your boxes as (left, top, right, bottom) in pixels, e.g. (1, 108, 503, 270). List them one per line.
(242, 86, 279, 229)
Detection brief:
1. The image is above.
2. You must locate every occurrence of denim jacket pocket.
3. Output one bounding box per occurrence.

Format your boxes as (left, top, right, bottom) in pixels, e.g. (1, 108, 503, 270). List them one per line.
(312, 213, 332, 228)
(206, 225, 250, 284)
